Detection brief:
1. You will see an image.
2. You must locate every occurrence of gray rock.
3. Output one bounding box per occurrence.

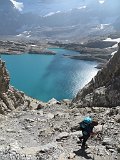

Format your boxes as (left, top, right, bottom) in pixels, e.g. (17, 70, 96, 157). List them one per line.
(70, 131, 82, 137)
(62, 99, 71, 105)
(37, 143, 58, 153)
(24, 118, 35, 123)
(56, 132, 69, 141)
(48, 98, 61, 106)
(93, 125, 103, 133)
(115, 115, 120, 123)
(68, 152, 76, 159)
(58, 153, 66, 160)
(102, 137, 112, 146)
(117, 145, 120, 153)
(46, 113, 54, 119)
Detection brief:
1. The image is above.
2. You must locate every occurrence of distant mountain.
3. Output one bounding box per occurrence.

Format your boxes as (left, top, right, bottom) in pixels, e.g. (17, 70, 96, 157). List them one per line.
(18, 0, 120, 17)
(0, 0, 21, 35)
(17, 0, 85, 15)
(0, 0, 120, 39)
(114, 16, 120, 31)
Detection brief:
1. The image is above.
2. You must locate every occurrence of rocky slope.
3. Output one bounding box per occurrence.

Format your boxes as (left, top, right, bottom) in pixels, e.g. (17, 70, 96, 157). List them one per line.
(0, 102, 119, 160)
(72, 43, 120, 107)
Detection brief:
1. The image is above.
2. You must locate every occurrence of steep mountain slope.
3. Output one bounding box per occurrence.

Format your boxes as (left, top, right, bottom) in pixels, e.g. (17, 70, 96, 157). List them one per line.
(72, 43, 120, 107)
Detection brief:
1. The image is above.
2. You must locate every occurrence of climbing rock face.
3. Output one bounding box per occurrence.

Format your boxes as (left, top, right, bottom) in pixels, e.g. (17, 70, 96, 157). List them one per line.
(0, 60, 10, 93)
(0, 59, 26, 114)
(72, 43, 120, 107)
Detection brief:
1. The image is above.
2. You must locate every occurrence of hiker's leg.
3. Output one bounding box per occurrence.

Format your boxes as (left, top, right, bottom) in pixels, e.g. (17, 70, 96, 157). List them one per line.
(79, 135, 83, 140)
(81, 135, 90, 147)
(78, 136, 83, 143)
(78, 130, 84, 142)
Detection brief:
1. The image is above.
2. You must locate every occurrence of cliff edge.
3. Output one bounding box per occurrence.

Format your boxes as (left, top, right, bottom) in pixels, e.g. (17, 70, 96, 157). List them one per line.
(72, 43, 120, 107)
(0, 59, 27, 114)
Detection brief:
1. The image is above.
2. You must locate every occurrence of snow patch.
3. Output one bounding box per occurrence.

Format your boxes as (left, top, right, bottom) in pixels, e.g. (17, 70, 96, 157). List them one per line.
(56, 11, 61, 14)
(103, 38, 120, 43)
(111, 51, 117, 56)
(110, 44, 118, 49)
(23, 31, 29, 34)
(95, 24, 110, 30)
(104, 38, 120, 49)
(10, 0, 24, 11)
(44, 11, 61, 17)
(99, 0, 105, 4)
(108, 43, 118, 49)
(31, 45, 36, 47)
(77, 6, 87, 10)
(16, 31, 31, 37)
(100, 24, 109, 30)
(16, 34, 22, 37)
(26, 35, 31, 38)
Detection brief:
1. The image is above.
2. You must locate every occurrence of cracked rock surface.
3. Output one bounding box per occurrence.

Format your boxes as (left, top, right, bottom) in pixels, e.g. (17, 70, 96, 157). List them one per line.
(0, 104, 119, 160)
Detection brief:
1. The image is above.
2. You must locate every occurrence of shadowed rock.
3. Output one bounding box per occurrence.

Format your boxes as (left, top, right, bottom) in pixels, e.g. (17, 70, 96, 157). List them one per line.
(72, 43, 120, 107)
(0, 59, 27, 114)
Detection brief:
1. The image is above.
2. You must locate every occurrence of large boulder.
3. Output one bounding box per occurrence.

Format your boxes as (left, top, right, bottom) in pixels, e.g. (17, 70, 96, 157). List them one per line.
(72, 43, 120, 107)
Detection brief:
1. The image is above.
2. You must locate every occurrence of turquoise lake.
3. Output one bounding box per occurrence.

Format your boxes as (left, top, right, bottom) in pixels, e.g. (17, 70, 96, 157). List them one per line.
(2, 48, 98, 102)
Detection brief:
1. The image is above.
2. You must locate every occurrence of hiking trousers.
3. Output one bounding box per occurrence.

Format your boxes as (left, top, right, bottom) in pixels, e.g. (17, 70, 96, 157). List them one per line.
(79, 134, 90, 146)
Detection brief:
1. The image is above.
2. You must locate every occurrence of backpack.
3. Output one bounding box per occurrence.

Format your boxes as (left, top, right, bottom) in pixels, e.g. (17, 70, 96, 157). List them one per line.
(80, 121, 88, 130)
(80, 117, 92, 129)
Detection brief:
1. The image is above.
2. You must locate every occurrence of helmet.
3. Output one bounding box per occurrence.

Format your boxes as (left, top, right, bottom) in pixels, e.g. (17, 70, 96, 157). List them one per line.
(83, 117, 92, 124)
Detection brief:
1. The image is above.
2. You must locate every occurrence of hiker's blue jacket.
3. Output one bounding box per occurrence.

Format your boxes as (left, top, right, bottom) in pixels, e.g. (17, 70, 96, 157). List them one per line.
(80, 121, 94, 136)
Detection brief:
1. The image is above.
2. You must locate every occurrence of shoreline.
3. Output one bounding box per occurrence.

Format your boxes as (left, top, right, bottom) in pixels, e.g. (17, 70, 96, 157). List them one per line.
(0, 38, 118, 69)
(48, 40, 118, 68)
(0, 40, 56, 56)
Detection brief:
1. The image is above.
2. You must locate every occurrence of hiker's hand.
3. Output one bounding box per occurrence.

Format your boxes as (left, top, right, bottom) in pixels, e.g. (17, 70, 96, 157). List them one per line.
(91, 132, 97, 137)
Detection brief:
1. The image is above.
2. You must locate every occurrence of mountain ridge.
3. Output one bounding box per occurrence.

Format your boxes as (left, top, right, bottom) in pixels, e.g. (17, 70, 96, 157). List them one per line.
(0, 0, 120, 39)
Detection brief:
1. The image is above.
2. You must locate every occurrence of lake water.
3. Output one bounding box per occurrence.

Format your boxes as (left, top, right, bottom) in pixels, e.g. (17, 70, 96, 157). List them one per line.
(2, 48, 98, 102)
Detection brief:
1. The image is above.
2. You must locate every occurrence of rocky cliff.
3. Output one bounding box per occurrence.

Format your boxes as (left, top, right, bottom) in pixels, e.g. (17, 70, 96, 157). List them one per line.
(72, 43, 120, 107)
(0, 59, 27, 114)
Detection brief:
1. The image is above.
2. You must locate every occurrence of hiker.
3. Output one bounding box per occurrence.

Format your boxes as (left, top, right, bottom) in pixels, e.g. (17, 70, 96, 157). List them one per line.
(79, 117, 98, 148)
